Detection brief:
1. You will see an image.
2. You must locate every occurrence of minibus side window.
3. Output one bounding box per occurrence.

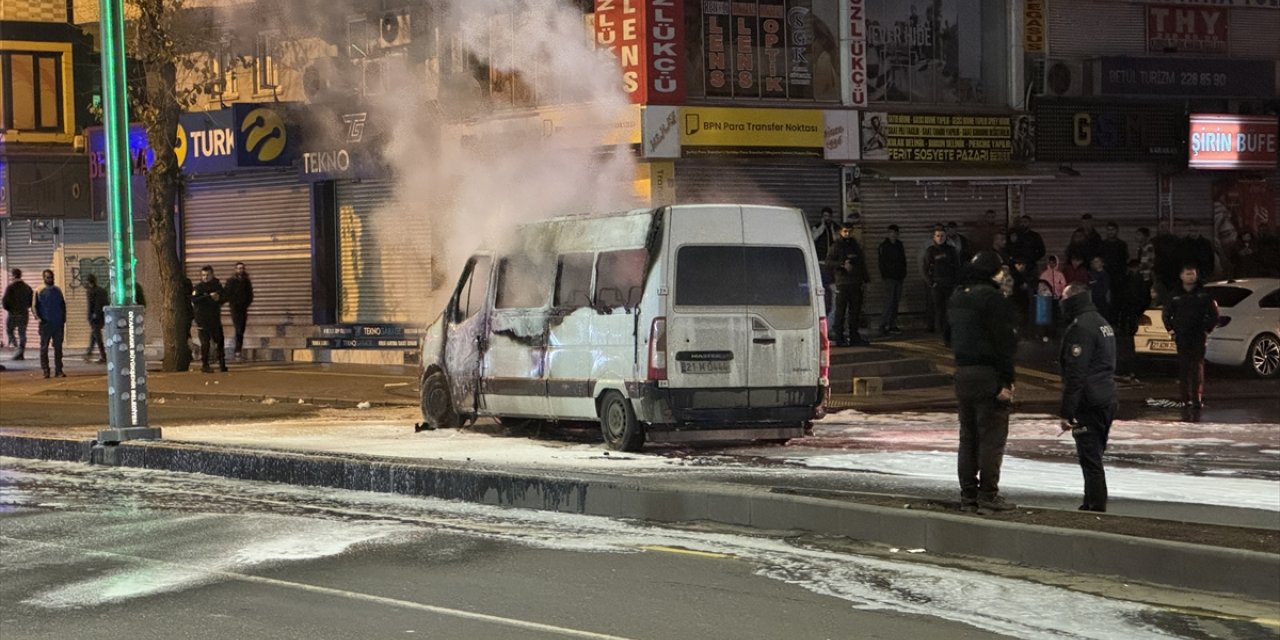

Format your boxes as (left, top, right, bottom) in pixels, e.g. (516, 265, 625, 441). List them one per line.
(495, 254, 552, 309)
(554, 253, 595, 309)
(595, 249, 647, 310)
(463, 256, 492, 320)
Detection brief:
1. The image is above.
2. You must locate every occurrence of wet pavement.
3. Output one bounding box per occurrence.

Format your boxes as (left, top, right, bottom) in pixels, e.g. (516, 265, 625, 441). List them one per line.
(3, 459, 1276, 640)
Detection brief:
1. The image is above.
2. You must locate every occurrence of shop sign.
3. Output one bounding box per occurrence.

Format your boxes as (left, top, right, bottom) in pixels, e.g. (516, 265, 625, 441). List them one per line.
(1098, 57, 1275, 97)
(1146, 5, 1228, 54)
(643, 105, 681, 158)
(539, 103, 641, 148)
(3, 156, 91, 219)
(1188, 114, 1278, 170)
(307, 324, 420, 349)
(1024, 0, 1046, 54)
(859, 113, 1032, 162)
(823, 110, 860, 161)
(174, 104, 299, 174)
(300, 109, 388, 182)
(87, 124, 150, 221)
(1035, 101, 1183, 162)
(679, 107, 825, 156)
(594, 0, 686, 104)
(845, 0, 868, 107)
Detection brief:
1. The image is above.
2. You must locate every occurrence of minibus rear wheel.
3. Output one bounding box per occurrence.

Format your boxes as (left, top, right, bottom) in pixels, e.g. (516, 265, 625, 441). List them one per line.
(599, 392, 644, 452)
(421, 371, 460, 429)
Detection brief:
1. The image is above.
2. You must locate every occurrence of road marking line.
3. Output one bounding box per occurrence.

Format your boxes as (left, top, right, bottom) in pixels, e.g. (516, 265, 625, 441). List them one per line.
(2, 536, 637, 640)
(1159, 605, 1280, 628)
(639, 545, 734, 559)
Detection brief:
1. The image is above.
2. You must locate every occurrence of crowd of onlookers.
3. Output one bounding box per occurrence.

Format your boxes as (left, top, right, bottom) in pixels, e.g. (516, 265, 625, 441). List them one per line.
(817, 206, 1280, 350)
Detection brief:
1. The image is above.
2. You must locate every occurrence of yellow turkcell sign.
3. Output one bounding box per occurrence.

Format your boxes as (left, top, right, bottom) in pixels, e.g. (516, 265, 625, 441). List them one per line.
(174, 123, 189, 167)
(679, 107, 824, 148)
(241, 108, 287, 162)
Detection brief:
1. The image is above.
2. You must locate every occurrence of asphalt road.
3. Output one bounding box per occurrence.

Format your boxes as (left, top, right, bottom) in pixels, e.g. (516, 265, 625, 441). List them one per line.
(3, 459, 1271, 640)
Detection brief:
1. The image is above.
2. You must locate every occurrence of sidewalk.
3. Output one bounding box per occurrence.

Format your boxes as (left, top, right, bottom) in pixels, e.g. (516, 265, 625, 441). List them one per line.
(2, 357, 1277, 603)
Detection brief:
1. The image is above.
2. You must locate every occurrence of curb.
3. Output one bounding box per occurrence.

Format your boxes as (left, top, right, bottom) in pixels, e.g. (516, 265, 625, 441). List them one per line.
(2, 433, 1276, 602)
(34, 388, 418, 409)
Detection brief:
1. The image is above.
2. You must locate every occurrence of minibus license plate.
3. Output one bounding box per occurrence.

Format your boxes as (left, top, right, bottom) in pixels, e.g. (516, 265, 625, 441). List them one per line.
(1147, 339, 1176, 352)
(681, 361, 731, 374)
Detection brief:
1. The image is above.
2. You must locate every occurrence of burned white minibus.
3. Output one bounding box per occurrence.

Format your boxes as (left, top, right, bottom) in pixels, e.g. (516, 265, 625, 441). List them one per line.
(419, 204, 829, 451)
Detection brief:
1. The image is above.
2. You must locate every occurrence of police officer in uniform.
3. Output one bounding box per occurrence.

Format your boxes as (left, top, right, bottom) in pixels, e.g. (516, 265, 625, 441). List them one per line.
(948, 251, 1020, 514)
(1057, 283, 1118, 512)
(1162, 264, 1219, 422)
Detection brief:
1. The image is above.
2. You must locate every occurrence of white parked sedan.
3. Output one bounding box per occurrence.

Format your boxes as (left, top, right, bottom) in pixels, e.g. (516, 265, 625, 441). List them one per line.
(1135, 278, 1280, 379)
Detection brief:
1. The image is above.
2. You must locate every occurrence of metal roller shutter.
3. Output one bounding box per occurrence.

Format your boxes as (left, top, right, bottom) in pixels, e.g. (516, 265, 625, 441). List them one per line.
(858, 179, 1008, 320)
(1, 219, 59, 347)
(335, 179, 433, 324)
(183, 172, 313, 326)
(1048, 0, 1145, 58)
(1230, 10, 1280, 59)
(1024, 164, 1159, 264)
(61, 219, 109, 350)
(1171, 172, 1217, 228)
(674, 160, 842, 224)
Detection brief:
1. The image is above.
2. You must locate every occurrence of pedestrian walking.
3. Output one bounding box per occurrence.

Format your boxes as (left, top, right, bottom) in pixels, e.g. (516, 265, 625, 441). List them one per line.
(192, 265, 228, 373)
(2, 268, 34, 360)
(34, 269, 66, 378)
(224, 261, 255, 358)
(84, 274, 108, 363)
(826, 224, 870, 347)
(877, 224, 906, 335)
(949, 251, 1020, 514)
(1162, 265, 1219, 422)
(924, 226, 960, 346)
(1057, 283, 1118, 513)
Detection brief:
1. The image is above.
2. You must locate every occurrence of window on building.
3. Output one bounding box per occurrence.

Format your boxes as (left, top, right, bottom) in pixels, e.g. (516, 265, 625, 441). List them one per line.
(864, 0, 1009, 105)
(681, 0, 842, 103)
(254, 31, 279, 94)
(1, 51, 64, 132)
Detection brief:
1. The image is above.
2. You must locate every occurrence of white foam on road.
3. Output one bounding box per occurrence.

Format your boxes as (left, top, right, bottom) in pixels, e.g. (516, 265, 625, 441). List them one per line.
(2, 459, 1181, 639)
(790, 450, 1280, 512)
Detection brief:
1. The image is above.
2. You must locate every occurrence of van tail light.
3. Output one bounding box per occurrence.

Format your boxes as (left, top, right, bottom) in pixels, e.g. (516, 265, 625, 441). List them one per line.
(648, 317, 667, 381)
(1216, 316, 1232, 328)
(819, 317, 831, 385)
(1138, 315, 1152, 326)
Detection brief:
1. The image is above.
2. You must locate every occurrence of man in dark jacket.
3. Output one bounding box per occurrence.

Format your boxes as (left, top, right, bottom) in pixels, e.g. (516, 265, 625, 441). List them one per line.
(223, 261, 255, 359)
(826, 224, 870, 347)
(924, 227, 960, 346)
(1057, 284, 1118, 512)
(84, 274, 108, 363)
(1179, 223, 1215, 281)
(877, 224, 907, 335)
(948, 251, 1020, 515)
(2, 268, 34, 360)
(812, 207, 841, 320)
(1162, 264, 1219, 421)
(1007, 215, 1045, 268)
(1098, 222, 1129, 306)
(34, 269, 67, 378)
(1114, 259, 1150, 380)
(192, 265, 228, 373)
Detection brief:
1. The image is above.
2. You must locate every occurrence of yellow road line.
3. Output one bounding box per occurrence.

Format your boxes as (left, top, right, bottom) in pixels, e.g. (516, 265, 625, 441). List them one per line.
(639, 545, 735, 559)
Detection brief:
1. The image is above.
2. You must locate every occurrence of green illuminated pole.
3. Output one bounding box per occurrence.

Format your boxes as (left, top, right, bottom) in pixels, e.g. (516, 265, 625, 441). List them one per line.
(99, 0, 135, 305)
(97, 0, 159, 444)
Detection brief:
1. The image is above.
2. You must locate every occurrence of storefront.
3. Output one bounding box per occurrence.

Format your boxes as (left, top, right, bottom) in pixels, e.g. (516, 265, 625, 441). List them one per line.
(852, 111, 1044, 320)
(658, 106, 855, 222)
(177, 105, 311, 329)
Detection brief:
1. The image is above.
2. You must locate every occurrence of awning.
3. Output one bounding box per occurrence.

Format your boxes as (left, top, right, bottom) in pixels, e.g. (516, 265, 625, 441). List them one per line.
(861, 163, 1054, 186)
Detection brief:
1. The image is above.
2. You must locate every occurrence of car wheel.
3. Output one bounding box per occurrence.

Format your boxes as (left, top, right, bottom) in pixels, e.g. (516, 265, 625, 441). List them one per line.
(1248, 333, 1280, 379)
(420, 371, 460, 429)
(598, 391, 644, 452)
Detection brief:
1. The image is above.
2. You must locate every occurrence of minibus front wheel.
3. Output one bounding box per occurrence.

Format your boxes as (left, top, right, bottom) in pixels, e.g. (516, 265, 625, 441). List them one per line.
(421, 371, 460, 429)
(599, 391, 644, 452)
